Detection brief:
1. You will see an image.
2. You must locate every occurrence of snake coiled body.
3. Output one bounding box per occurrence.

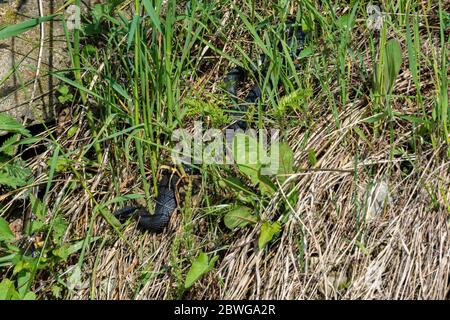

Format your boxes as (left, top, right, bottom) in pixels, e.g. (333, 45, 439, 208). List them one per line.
(114, 19, 306, 232)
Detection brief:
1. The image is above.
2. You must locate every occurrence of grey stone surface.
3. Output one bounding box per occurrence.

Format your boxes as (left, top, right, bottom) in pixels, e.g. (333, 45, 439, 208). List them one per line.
(0, 0, 69, 125)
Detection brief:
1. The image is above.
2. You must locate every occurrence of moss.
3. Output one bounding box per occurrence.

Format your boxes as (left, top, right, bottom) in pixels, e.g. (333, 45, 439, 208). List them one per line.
(184, 94, 231, 128)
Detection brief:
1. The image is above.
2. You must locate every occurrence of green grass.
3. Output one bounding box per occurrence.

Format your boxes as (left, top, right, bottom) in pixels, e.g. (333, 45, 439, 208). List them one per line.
(0, 0, 449, 299)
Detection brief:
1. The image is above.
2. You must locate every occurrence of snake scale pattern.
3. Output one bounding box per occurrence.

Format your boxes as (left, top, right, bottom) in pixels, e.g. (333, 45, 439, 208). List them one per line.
(114, 18, 307, 232)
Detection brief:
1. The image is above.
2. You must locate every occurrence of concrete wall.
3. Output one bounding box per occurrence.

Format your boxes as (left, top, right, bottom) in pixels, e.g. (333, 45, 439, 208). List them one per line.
(0, 0, 69, 124)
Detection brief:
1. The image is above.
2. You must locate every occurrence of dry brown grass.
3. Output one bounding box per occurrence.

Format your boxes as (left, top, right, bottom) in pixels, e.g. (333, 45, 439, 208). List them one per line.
(50, 106, 449, 299)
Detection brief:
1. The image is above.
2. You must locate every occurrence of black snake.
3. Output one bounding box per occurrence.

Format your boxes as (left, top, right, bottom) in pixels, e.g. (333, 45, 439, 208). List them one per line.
(114, 18, 307, 232)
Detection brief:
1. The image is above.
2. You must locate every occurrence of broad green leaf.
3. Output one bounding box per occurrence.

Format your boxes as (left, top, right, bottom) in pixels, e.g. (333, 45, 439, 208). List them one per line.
(67, 125, 79, 139)
(299, 46, 313, 59)
(362, 112, 386, 124)
(98, 206, 122, 228)
(336, 14, 352, 29)
(53, 237, 100, 261)
(224, 206, 257, 230)
(238, 164, 260, 185)
(271, 142, 294, 183)
(22, 292, 36, 300)
(184, 252, 218, 289)
(28, 220, 45, 235)
(301, 15, 314, 32)
(63, 237, 88, 256)
(17, 271, 32, 298)
(58, 94, 73, 104)
(0, 15, 55, 40)
(221, 176, 256, 197)
(258, 221, 281, 249)
(233, 133, 261, 185)
(12, 260, 26, 275)
(0, 113, 30, 137)
(382, 39, 403, 93)
(0, 253, 18, 268)
(52, 246, 70, 260)
(257, 174, 276, 196)
(0, 279, 19, 300)
(0, 217, 15, 241)
(233, 133, 277, 195)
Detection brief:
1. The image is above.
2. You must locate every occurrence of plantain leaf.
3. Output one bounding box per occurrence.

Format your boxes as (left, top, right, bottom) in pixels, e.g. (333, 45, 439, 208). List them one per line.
(382, 39, 403, 94)
(274, 142, 294, 183)
(22, 292, 36, 300)
(0, 279, 19, 300)
(257, 174, 276, 195)
(258, 221, 281, 249)
(221, 176, 256, 197)
(17, 271, 32, 299)
(233, 133, 261, 185)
